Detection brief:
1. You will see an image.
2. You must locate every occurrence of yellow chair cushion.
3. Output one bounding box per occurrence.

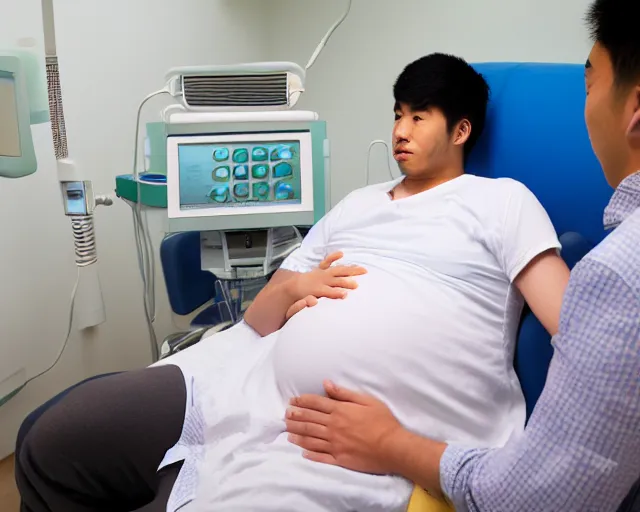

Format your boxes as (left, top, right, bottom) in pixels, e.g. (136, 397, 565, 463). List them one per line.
(407, 485, 454, 512)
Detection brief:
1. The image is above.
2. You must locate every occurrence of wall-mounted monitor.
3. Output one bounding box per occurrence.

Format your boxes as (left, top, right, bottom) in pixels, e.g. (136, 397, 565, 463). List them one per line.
(0, 56, 37, 178)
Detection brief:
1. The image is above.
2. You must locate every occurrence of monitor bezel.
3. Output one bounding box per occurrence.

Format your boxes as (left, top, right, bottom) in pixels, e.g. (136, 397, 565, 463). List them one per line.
(167, 131, 314, 220)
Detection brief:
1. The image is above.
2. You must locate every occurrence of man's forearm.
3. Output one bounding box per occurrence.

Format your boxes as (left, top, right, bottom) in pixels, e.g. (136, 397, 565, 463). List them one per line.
(383, 428, 448, 500)
(243, 270, 300, 337)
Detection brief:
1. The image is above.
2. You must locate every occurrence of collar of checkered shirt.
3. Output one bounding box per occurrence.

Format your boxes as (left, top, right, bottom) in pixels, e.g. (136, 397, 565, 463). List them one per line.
(604, 171, 640, 229)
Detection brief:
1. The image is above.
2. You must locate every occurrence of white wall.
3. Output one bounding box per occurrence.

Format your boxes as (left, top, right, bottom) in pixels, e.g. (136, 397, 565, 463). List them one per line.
(265, 0, 594, 201)
(0, 0, 268, 458)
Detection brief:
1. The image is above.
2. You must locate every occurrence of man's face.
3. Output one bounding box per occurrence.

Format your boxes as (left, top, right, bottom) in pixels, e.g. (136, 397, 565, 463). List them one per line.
(392, 103, 460, 177)
(585, 43, 640, 187)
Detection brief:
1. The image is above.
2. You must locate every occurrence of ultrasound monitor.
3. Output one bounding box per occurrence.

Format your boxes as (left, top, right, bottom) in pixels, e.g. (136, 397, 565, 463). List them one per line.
(0, 56, 38, 178)
(166, 131, 315, 232)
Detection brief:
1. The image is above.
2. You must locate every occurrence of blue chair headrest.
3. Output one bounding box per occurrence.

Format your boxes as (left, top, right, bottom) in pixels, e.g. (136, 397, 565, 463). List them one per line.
(470, 63, 613, 246)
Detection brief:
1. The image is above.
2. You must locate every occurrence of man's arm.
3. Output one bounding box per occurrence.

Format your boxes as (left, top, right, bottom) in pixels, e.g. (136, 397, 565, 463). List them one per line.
(243, 269, 301, 337)
(496, 181, 568, 335)
(514, 249, 570, 335)
(286, 381, 448, 499)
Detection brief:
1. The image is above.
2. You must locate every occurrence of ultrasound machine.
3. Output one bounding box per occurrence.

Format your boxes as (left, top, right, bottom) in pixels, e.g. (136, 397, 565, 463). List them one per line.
(113, 62, 332, 360)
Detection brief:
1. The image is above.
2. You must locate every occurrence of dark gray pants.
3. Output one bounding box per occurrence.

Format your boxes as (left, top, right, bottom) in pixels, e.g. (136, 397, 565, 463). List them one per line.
(15, 366, 186, 512)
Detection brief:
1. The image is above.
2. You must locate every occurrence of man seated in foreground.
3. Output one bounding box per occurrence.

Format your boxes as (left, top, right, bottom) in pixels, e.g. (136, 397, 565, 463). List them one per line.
(16, 53, 570, 512)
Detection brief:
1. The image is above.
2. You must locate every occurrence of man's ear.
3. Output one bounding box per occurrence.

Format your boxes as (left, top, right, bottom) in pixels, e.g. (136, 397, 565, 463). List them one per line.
(626, 86, 640, 144)
(454, 119, 472, 146)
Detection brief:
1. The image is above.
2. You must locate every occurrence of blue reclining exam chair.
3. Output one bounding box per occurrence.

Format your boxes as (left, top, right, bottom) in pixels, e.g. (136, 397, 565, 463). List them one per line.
(159, 231, 228, 357)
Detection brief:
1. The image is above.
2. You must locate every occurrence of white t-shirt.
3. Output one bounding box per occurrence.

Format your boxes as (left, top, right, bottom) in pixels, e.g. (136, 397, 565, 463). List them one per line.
(275, 174, 560, 446)
(159, 174, 561, 512)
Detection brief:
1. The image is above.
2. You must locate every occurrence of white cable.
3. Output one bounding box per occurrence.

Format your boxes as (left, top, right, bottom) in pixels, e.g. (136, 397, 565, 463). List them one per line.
(143, 150, 157, 321)
(129, 202, 159, 361)
(132, 206, 153, 315)
(305, 0, 352, 70)
(139, 141, 156, 322)
(133, 91, 167, 338)
(132, 89, 169, 361)
(134, 90, 169, 181)
(134, 206, 156, 323)
(366, 140, 395, 186)
(0, 267, 80, 407)
(142, 208, 156, 322)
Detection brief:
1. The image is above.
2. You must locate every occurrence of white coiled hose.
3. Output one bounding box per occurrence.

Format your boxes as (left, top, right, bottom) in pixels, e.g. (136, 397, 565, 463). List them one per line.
(70, 215, 98, 267)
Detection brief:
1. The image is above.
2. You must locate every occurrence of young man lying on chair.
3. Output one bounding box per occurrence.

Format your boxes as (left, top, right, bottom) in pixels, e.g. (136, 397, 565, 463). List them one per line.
(16, 53, 570, 512)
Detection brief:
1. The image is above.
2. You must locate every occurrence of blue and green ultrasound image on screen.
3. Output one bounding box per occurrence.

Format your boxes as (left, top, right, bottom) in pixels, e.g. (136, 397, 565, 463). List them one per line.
(178, 141, 302, 210)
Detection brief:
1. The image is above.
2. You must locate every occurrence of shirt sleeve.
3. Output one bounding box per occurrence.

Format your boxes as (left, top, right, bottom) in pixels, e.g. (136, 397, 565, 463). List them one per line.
(499, 181, 561, 281)
(440, 258, 640, 512)
(279, 198, 346, 274)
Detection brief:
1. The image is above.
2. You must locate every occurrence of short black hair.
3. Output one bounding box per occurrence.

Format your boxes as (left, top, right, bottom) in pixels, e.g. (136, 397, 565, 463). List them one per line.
(586, 0, 640, 86)
(393, 53, 490, 161)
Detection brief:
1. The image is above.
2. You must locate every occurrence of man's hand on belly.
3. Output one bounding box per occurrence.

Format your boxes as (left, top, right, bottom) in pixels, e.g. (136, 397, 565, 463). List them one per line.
(284, 252, 367, 320)
(286, 381, 448, 500)
(285, 380, 403, 475)
(245, 252, 366, 336)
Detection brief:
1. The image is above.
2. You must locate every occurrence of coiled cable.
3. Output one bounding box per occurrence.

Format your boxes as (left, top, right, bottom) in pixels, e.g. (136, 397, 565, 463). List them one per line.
(70, 215, 98, 267)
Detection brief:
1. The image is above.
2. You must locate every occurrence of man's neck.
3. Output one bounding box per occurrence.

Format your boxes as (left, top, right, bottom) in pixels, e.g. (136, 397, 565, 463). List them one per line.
(393, 169, 464, 199)
(616, 158, 640, 188)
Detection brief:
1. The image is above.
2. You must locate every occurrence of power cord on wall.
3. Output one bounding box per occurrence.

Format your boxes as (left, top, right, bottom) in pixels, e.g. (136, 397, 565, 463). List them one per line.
(0, 267, 80, 407)
(305, 0, 352, 71)
(366, 140, 395, 186)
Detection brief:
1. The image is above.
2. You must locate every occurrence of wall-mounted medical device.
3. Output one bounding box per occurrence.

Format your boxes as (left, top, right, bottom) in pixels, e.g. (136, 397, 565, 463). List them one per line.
(0, 3, 113, 330)
(0, 46, 49, 178)
(0, 2, 115, 405)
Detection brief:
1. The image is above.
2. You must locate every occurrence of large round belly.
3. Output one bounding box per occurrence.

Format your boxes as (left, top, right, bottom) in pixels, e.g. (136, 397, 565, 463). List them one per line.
(270, 268, 521, 446)
(272, 271, 419, 399)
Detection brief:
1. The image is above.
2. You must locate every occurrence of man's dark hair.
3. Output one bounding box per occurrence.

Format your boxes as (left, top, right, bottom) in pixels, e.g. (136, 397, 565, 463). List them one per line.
(586, 0, 640, 86)
(393, 53, 490, 161)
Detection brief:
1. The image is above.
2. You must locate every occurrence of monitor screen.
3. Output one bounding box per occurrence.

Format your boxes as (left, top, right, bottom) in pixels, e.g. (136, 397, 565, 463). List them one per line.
(167, 131, 314, 222)
(178, 140, 302, 210)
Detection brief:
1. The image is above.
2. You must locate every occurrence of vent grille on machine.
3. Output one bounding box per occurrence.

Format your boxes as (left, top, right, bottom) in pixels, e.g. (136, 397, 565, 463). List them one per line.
(182, 73, 289, 108)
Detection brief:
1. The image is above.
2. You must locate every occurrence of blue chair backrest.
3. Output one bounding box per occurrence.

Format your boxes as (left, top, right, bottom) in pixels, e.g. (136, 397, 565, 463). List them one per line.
(160, 232, 217, 316)
(469, 63, 614, 418)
